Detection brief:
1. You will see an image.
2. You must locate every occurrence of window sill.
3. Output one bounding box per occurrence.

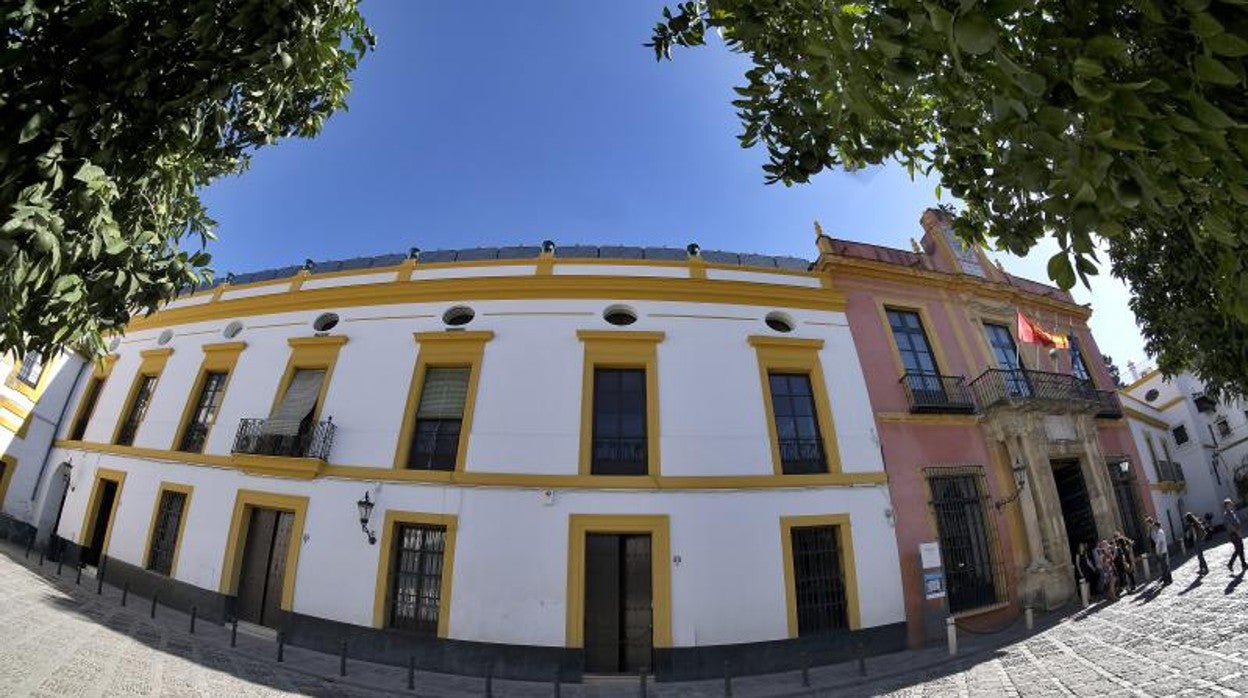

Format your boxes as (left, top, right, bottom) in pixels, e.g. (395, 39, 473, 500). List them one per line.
(231, 453, 324, 479)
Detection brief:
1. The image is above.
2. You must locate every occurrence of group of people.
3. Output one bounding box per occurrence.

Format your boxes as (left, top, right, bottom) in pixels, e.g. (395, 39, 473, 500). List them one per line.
(1076, 498, 1247, 602)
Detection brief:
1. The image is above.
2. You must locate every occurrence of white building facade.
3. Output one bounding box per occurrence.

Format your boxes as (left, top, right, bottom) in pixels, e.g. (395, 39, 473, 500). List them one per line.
(1, 247, 905, 680)
(1121, 369, 1247, 544)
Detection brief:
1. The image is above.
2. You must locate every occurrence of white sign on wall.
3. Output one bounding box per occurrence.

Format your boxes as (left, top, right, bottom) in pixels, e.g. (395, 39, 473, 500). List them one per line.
(919, 541, 942, 570)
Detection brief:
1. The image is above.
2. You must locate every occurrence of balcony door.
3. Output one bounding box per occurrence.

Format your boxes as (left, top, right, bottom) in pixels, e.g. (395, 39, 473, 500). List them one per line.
(983, 323, 1031, 397)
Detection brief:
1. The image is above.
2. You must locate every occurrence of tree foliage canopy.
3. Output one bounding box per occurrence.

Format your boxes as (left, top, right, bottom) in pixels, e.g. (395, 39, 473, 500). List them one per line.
(650, 0, 1248, 396)
(1, 0, 372, 359)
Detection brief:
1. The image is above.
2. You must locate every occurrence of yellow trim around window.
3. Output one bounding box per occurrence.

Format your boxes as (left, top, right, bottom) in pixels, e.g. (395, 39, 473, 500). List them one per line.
(171, 342, 247, 452)
(874, 299, 953, 379)
(371, 510, 459, 637)
(268, 336, 348, 426)
(749, 336, 842, 475)
(0, 454, 16, 510)
(577, 331, 665, 476)
(78, 467, 127, 554)
(142, 481, 194, 577)
(65, 354, 118, 441)
(1123, 407, 1168, 430)
(110, 348, 173, 445)
(779, 513, 861, 637)
(218, 489, 309, 611)
(565, 514, 672, 648)
(392, 331, 494, 470)
(6, 351, 57, 400)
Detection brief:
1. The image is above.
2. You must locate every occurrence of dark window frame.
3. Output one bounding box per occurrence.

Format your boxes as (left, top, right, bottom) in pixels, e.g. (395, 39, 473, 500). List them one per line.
(15, 351, 45, 388)
(69, 376, 106, 441)
(927, 467, 1005, 614)
(790, 524, 850, 636)
(386, 523, 448, 634)
(767, 372, 828, 475)
(407, 366, 471, 471)
(590, 367, 649, 475)
(178, 371, 229, 453)
(1172, 424, 1189, 446)
(1069, 335, 1093, 384)
(115, 374, 159, 446)
(145, 489, 188, 576)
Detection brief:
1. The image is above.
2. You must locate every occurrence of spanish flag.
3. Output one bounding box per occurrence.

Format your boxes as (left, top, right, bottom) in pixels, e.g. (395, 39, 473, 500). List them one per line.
(1017, 311, 1070, 349)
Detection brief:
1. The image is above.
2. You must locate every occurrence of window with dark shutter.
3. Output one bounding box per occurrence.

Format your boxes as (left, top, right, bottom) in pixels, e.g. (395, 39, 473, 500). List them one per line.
(790, 525, 849, 635)
(266, 368, 325, 437)
(178, 372, 229, 452)
(116, 375, 158, 446)
(767, 373, 827, 474)
(146, 490, 188, 576)
(407, 367, 469, 470)
(387, 523, 447, 634)
(591, 368, 648, 475)
(69, 377, 105, 441)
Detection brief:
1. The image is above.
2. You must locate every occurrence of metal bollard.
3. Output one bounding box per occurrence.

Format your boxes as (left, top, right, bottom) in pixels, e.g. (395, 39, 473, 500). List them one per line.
(553, 668, 561, 697)
(277, 632, 285, 663)
(723, 660, 732, 696)
(150, 594, 158, 619)
(857, 642, 867, 676)
(1024, 606, 1034, 630)
(25, 536, 33, 558)
(76, 564, 83, 586)
(38, 548, 45, 567)
(485, 667, 493, 697)
(96, 568, 105, 595)
(190, 606, 197, 635)
(340, 640, 348, 677)
(230, 618, 238, 647)
(1079, 579, 1089, 608)
(122, 582, 129, 606)
(946, 617, 957, 656)
(639, 669, 647, 697)
(57, 553, 64, 576)
(800, 651, 810, 687)
(408, 656, 416, 691)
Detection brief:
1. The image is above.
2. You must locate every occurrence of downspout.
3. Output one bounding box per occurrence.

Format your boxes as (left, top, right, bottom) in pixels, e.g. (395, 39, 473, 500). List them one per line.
(29, 353, 90, 504)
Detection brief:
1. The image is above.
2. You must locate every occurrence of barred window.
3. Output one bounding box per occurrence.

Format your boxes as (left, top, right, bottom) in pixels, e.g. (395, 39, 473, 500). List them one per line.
(116, 375, 158, 446)
(408, 367, 469, 471)
(927, 468, 1004, 613)
(69, 376, 106, 441)
(146, 490, 188, 576)
(790, 525, 849, 635)
(178, 372, 229, 453)
(768, 372, 827, 474)
(591, 368, 648, 475)
(387, 524, 447, 633)
(15, 351, 44, 388)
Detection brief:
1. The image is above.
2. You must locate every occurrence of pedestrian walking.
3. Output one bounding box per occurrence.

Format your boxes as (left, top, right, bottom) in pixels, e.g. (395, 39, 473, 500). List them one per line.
(1224, 499, 1247, 574)
(1097, 539, 1118, 600)
(1183, 512, 1209, 575)
(1113, 532, 1136, 592)
(1076, 541, 1100, 599)
(1147, 517, 1172, 585)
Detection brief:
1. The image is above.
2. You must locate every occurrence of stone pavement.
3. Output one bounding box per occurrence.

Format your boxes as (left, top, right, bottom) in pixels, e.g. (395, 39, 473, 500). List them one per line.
(0, 536, 1246, 697)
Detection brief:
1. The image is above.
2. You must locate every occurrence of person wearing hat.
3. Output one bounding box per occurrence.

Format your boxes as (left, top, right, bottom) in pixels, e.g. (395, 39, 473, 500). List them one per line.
(1224, 499, 1246, 574)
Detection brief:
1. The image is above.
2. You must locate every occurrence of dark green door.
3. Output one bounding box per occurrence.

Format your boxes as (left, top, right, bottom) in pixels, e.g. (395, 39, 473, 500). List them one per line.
(584, 534, 652, 673)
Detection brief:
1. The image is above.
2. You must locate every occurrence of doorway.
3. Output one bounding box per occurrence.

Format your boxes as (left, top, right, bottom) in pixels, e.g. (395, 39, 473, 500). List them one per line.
(1053, 460, 1098, 560)
(235, 508, 296, 627)
(81, 479, 119, 567)
(584, 533, 653, 674)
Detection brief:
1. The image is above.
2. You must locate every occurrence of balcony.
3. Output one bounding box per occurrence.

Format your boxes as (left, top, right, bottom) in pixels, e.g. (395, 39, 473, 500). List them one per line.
(231, 417, 336, 460)
(969, 368, 1109, 414)
(898, 372, 976, 414)
(1156, 460, 1186, 484)
(1093, 390, 1124, 419)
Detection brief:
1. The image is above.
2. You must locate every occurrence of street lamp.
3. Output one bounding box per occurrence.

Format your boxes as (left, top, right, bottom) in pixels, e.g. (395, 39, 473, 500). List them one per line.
(357, 492, 377, 545)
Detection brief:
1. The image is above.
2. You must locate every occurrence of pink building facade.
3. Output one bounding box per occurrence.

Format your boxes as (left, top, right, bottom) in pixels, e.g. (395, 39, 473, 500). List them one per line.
(816, 209, 1152, 647)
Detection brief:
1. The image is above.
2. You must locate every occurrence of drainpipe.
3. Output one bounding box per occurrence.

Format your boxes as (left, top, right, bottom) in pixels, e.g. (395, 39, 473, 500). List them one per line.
(29, 354, 90, 505)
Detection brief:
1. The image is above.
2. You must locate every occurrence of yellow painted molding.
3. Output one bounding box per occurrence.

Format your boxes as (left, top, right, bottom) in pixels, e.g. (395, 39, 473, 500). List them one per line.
(78, 467, 127, 555)
(875, 412, 981, 425)
(780, 514, 861, 636)
(874, 298, 953, 380)
(0, 395, 27, 420)
(566, 514, 671, 648)
(110, 349, 172, 445)
(1121, 367, 1161, 393)
(577, 331, 665, 476)
(0, 414, 23, 434)
(142, 481, 194, 577)
(171, 342, 248, 453)
(1154, 396, 1184, 412)
(371, 510, 458, 637)
(231, 453, 324, 479)
(219, 489, 309, 610)
(268, 335, 349, 426)
(392, 331, 494, 470)
(6, 351, 58, 401)
(1122, 407, 1169, 430)
(749, 335, 842, 475)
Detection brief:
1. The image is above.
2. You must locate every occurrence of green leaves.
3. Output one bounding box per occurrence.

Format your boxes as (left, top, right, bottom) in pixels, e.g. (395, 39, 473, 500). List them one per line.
(1194, 55, 1241, 85)
(954, 13, 998, 55)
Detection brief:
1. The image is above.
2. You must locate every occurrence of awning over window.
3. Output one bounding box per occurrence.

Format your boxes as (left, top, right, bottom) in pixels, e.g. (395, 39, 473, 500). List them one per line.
(265, 368, 325, 436)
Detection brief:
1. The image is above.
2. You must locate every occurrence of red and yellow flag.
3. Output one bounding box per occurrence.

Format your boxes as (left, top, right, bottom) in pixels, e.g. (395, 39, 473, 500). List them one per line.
(1017, 311, 1070, 349)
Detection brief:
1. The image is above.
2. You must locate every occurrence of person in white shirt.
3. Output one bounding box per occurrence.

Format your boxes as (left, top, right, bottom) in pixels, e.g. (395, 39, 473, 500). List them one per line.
(1147, 517, 1172, 585)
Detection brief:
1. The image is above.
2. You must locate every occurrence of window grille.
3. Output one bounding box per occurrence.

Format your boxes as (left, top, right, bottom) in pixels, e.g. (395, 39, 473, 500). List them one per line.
(146, 490, 187, 576)
(591, 368, 648, 475)
(178, 372, 228, 452)
(116, 375, 158, 446)
(388, 524, 447, 634)
(926, 467, 1005, 613)
(15, 351, 44, 388)
(768, 372, 827, 474)
(409, 367, 470, 470)
(790, 525, 849, 635)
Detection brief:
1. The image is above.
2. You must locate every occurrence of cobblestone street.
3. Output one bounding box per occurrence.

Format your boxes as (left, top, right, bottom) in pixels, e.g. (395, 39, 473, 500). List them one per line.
(1, 537, 1246, 697)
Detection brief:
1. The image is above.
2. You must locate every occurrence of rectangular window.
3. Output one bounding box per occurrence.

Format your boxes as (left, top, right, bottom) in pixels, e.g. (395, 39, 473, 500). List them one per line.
(886, 308, 945, 401)
(984, 323, 1031, 397)
(1172, 424, 1189, 446)
(15, 351, 45, 388)
(116, 375, 158, 446)
(768, 372, 827, 474)
(1069, 335, 1092, 383)
(69, 377, 106, 441)
(146, 490, 188, 576)
(407, 367, 469, 471)
(928, 469, 1002, 613)
(591, 368, 648, 475)
(178, 372, 229, 453)
(1216, 418, 1231, 438)
(790, 525, 849, 635)
(387, 523, 447, 634)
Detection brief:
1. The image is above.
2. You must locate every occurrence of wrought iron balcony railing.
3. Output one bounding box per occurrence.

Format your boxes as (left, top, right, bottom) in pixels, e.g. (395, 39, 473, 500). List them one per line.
(1156, 460, 1185, 484)
(898, 372, 976, 414)
(969, 368, 1108, 413)
(1093, 390, 1124, 419)
(778, 438, 827, 474)
(590, 437, 648, 475)
(231, 417, 336, 460)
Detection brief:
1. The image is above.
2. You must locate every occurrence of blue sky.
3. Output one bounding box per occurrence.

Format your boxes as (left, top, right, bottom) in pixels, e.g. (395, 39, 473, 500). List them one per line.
(199, 1, 1149, 373)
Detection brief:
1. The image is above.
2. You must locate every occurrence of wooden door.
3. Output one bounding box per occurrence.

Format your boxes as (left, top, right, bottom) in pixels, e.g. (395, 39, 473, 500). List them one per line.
(235, 508, 294, 627)
(583, 533, 652, 673)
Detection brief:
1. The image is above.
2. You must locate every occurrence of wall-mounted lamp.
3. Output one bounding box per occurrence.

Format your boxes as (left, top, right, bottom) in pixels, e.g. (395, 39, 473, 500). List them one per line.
(686, 242, 701, 258)
(995, 457, 1028, 510)
(357, 492, 377, 545)
(541, 239, 556, 254)
(1119, 460, 1131, 475)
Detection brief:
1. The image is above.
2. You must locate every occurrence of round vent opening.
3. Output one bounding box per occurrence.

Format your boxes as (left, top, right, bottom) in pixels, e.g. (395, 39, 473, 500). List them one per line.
(603, 305, 638, 326)
(765, 311, 795, 333)
(312, 312, 340, 332)
(223, 321, 244, 339)
(1144, 388, 1159, 402)
(157, 329, 174, 346)
(443, 306, 475, 327)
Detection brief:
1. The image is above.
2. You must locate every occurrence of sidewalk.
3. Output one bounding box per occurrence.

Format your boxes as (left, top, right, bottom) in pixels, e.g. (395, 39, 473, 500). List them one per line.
(0, 538, 1062, 697)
